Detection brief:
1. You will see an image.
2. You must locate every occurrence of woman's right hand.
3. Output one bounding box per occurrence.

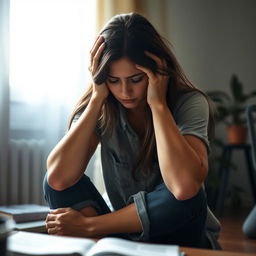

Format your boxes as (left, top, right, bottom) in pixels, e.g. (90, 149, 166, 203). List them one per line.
(89, 35, 109, 100)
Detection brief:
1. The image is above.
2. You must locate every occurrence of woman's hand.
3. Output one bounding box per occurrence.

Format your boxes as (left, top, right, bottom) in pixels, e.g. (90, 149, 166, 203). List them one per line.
(136, 52, 169, 108)
(89, 35, 109, 100)
(46, 208, 94, 237)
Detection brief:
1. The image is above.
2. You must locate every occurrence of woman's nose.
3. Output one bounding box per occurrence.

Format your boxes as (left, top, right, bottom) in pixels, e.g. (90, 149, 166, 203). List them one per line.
(121, 82, 132, 97)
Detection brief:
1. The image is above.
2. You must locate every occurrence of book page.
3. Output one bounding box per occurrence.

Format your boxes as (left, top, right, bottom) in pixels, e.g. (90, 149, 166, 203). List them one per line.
(7, 231, 95, 256)
(87, 237, 180, 256)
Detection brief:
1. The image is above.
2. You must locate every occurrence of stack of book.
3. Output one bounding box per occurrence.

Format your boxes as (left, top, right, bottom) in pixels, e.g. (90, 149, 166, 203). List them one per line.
(0, 204, 49, 233)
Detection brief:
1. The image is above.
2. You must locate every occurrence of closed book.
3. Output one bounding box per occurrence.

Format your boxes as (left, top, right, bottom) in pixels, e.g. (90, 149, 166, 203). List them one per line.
(0, 204, 49, 223)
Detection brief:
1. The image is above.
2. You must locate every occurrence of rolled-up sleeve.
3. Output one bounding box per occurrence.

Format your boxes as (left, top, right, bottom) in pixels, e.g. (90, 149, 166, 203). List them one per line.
(127, 191, 150, 241)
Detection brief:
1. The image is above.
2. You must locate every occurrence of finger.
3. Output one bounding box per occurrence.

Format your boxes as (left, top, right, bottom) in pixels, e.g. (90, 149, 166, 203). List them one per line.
(91, 42, 105, 74)
(47, 226, 59, 235)
(90, 35, 104, 59)
(145, 51, 162, 64)
(50, 208, 70, 214)
(145, 51, 165, 68)
(90, 35, 101, 52)
(46, 214, 57, 222)
(136, 65, 155, 82)
(45, 221, 56, 229)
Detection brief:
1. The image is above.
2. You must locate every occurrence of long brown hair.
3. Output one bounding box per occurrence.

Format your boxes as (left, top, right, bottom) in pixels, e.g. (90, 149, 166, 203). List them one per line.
(68, 13, 215, 176)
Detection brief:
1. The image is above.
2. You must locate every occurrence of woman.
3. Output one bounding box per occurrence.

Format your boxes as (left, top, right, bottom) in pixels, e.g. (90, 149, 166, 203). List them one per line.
(44, 13, 221, 248)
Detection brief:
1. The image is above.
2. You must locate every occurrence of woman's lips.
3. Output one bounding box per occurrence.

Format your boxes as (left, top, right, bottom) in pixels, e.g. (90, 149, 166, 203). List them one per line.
(121, 99, 136, 104)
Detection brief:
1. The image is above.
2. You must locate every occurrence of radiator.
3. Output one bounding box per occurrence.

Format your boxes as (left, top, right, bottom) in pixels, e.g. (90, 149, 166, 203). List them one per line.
(7, 139, 46, 205)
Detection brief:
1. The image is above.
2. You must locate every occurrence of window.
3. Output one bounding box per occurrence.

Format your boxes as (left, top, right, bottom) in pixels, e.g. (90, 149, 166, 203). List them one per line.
(9, 0, 96, 136)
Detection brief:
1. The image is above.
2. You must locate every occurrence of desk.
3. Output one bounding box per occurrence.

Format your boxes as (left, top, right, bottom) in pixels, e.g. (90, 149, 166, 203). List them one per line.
(181, 247, 254, 256)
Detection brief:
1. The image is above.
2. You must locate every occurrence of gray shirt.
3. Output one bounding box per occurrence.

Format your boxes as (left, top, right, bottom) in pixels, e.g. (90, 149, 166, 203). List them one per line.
(98, 91, 210, 210)
(72, 90, 221, 247)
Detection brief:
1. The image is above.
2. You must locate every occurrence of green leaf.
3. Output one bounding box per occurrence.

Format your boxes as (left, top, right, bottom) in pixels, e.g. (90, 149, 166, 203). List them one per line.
(216, 106, 230, 121)
(230, 75, 244, 102)
(207, 91, 231, 104)
(229, 106, 245, 115)
(246, 91, 256, 99)
(207, 75, 255, 126)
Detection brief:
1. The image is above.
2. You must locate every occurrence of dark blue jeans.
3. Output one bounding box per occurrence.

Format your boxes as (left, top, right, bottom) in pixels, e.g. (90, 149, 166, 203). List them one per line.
(43, 174, 209, 248)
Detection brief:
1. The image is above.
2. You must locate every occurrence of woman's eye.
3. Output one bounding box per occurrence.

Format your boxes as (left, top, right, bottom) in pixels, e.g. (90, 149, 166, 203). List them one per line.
(131, 75, 144, 83)
(107, 78, 119, 84)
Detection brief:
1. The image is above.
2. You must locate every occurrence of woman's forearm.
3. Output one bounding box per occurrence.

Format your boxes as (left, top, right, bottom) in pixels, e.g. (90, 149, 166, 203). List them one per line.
(47, 96, 104, 190)
(86, 203, 142, 237)
(150, 104, 205, 199)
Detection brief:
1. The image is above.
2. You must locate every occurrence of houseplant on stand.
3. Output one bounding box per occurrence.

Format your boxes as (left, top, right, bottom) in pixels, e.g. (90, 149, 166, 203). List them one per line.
(207, 74, 256, 144)
(206, 74, 256, 211)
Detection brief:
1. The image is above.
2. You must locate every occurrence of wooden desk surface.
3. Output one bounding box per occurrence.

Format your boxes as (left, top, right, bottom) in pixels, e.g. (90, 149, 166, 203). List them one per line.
(181, 247, 255, 256)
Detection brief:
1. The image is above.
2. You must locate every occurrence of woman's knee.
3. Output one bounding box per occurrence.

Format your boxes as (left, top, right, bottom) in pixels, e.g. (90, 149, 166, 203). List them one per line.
(147, 183, 206, 215)
(146, 183, 207, 240)
(43, 173, 111, 214)
(43, 173, 93, 209)
(43, 173, 53, 200)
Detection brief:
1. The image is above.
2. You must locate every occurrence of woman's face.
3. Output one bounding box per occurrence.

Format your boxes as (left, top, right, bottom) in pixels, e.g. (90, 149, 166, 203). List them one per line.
(106, 58, 148, 110)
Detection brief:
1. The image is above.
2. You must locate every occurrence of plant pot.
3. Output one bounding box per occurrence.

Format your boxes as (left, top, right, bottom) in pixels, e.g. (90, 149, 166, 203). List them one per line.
(227, 125, 247, 144)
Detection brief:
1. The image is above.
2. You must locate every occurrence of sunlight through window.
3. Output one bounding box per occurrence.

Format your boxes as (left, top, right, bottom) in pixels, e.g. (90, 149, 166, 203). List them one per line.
(10, 0, 96, 105)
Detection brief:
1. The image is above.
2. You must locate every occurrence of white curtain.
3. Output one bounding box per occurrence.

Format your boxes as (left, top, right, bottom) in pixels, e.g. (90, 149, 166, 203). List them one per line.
(0, 0, 98, 205)
(9, 0, 96, 146)
(0, 0, 10, 205)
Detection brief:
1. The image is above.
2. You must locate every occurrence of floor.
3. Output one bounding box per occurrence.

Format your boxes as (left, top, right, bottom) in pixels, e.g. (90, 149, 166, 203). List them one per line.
(218, 207, 256, 253)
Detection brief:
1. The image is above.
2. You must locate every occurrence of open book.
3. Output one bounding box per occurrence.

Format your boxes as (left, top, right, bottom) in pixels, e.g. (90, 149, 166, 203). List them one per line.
(0, 204, 49, 223)
(7, 231, 181, 256)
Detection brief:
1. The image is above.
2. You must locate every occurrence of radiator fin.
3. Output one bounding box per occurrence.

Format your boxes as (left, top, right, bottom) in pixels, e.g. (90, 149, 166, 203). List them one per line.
(8, 139, 46, 205)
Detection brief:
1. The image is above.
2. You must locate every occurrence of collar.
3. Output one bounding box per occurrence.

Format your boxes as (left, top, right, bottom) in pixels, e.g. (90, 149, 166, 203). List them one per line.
(117, 103, 141, 139)
(118, 103, 129, 131)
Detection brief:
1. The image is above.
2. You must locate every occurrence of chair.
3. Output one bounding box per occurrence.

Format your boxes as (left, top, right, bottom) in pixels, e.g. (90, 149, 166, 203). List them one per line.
(243, 104, 256, 238)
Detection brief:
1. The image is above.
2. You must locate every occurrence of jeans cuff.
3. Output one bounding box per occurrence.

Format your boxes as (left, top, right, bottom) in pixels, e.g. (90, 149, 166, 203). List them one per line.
(127, 191, 150, 242)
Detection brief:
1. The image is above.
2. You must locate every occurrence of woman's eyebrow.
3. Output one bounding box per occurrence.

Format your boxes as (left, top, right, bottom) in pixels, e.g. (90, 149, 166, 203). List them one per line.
(108, 72, 145, 79)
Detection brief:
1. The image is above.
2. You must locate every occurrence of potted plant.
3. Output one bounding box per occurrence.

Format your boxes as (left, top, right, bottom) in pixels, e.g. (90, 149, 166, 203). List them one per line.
(207, 74, 256, 144)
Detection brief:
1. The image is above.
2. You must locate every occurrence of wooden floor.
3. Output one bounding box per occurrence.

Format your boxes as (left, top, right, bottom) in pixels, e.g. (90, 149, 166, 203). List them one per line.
(218, 207, 256, 253)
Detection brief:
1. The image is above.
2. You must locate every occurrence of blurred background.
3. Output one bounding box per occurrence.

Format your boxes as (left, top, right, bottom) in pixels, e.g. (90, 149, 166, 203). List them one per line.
(0, 0, 256, 216)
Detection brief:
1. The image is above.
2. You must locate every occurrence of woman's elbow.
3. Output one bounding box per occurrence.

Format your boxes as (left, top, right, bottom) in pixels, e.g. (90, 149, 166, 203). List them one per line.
(172, 166, 208, 200)
(46, 156, 66, 190)
(46, 171, 67, 191)
(167, 182, 201, 201)
(46, 160, 73, 191)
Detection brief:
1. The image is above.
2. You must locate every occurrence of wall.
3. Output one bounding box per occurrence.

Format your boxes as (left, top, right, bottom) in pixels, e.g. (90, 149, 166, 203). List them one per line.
(164, 0, 256, 206)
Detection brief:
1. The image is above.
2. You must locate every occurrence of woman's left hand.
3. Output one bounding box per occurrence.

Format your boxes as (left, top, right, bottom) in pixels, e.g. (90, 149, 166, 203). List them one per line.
(136, 52, 169, 108)
(46, 208, 91, 237)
